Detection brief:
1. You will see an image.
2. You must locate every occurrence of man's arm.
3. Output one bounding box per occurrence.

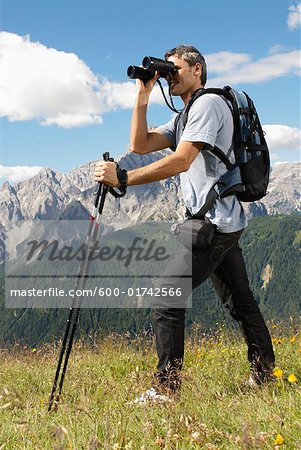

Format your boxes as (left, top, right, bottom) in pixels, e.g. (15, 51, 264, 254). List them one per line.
(94, 140, 204, 187)
(130, 77, 172, 154)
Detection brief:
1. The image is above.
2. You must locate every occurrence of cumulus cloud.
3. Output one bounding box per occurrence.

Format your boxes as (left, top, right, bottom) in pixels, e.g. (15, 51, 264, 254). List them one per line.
(268, 44, 292, 55)
(208, 50, 301, 86)
(288, 3, 301, 30)
(206, 52, 251, 73)
(0, 32, 104, 126)
(262, 124, 301, 150)
(0, 32, 300, 128)
(41, 114, 103, 128)
(97, 78, 164, 110)
(0, 165, 43, 184)
(0, 32, 164, 128)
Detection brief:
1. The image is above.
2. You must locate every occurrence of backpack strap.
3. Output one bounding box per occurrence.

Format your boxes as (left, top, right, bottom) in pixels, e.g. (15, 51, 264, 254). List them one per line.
(181, 87, 239, 218)
(210, 146, 234, 170)
(192, 187, 219, 219)
(191, 165, 244, 219)
(182, 87, 234, 129)
(180, 87, 235, 170)
(172, 87, 205, 142)
(173, 111, 182, 138)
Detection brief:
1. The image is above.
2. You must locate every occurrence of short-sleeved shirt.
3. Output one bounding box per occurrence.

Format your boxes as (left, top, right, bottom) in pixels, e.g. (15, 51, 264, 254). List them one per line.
(157, 93, 247, 233)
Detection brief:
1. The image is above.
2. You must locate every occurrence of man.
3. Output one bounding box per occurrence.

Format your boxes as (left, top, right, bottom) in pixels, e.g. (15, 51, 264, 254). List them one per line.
(94, 45, 275, 400)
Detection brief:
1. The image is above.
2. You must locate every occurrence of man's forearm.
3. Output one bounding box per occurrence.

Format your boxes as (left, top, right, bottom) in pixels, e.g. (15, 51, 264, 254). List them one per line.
(94, 141, 200, 187)
(127, 152, 188, 185)
(130, 94, 150, 154)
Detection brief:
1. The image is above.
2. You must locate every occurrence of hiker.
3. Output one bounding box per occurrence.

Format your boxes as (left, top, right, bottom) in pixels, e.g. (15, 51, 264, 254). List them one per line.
(94, 44, 275, 400)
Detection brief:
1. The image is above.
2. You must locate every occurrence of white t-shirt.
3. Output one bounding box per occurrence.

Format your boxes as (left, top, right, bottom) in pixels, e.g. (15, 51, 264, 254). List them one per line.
(157, 93, 247, 233)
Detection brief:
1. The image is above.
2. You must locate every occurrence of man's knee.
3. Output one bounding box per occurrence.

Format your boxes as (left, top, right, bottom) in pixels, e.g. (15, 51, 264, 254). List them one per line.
(152, 308, 185, 324)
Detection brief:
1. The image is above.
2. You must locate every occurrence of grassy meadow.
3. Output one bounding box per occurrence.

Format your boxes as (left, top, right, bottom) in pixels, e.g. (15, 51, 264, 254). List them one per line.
(0, 322, 301, 450)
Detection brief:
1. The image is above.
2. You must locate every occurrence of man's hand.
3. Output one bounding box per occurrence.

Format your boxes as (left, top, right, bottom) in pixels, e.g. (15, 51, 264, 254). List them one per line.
(94, 161, 119, 187)
(136, 71, 160, 97)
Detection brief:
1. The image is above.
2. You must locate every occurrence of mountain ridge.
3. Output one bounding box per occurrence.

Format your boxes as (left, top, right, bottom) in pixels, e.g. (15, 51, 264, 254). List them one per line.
(1, 157, 300, 235)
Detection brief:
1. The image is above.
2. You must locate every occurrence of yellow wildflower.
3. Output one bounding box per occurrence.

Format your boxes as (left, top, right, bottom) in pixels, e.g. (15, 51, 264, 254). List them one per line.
(273, 368, 283, 379)
(31, 348, 37, 353)
(272, 338, 282, 344)
(290, 336, 296, 343)
(287, 373, 298, 383)
(274, 433, 284, 445)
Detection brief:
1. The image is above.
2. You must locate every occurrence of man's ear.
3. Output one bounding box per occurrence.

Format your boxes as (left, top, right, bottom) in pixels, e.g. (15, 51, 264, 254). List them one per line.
(194, 62, 202, 77)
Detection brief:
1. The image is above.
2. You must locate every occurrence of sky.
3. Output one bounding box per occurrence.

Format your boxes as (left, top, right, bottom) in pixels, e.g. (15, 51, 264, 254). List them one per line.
(0, 0, 300, 184)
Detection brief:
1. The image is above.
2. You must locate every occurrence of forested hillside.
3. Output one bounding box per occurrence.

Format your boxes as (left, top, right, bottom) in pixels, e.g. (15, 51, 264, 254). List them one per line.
(0, 214, 300, 346)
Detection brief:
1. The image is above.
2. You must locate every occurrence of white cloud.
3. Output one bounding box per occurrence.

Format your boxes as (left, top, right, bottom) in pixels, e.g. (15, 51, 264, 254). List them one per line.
(0, 32, 300, 128)
(263, 124, 301, 150)
(96, 77, 164, 110)
(41, 113, 103, 128)
(206, 51, 251, 73)
(0, 165, 43, 183)
(268, 44, 292, 55)
(208, 50, 301, 86)
(0, 32, 106, 124)
(288, 3, 301, 30)
(0, 32, 164, 128)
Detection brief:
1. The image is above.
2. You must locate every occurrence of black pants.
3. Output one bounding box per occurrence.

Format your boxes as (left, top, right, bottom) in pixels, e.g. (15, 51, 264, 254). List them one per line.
(153, 229, 275, 389)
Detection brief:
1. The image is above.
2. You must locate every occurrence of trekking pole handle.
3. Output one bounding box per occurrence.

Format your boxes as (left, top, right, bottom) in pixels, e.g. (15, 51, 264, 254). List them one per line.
(92, 153, 113, 218)
(101, 151, 127, 198)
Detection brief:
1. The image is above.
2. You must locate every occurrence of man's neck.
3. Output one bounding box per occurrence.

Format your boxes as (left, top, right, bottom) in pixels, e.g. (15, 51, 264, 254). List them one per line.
(181, 85, 204, 106)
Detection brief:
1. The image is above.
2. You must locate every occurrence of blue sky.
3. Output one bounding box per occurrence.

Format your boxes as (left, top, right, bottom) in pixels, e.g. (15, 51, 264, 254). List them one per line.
(0, 0, 300, 183)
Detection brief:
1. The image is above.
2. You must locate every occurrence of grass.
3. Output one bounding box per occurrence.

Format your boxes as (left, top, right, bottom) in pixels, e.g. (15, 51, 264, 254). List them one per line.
(0, 323, 301, 450)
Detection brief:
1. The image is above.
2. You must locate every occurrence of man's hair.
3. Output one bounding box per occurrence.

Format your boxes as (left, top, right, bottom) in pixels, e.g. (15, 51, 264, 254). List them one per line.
(164, 45, 207, 86)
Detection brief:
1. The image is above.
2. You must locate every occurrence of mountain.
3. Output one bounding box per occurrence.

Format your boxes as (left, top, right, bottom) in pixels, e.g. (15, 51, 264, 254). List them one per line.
(262, 163, 301, 214)
(0, 151, 185, 265)
(0, 155, 300, 240)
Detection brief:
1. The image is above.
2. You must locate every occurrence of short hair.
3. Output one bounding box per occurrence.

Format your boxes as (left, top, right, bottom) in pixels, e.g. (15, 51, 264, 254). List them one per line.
(164, 45, 207, 86)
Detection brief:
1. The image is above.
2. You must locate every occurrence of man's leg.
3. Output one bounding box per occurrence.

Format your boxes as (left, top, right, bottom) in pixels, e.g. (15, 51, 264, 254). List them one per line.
(152, 307, 185, 392)
(210, 240, 275, 381)
(153, 230, 243, 391)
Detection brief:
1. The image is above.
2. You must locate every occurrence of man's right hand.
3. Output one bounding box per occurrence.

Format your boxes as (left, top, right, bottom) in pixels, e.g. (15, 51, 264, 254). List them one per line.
(130, 70, 172, 155)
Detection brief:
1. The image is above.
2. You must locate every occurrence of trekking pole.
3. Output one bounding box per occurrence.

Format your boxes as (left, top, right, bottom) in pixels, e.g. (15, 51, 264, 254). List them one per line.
(48, 152, 126, 412)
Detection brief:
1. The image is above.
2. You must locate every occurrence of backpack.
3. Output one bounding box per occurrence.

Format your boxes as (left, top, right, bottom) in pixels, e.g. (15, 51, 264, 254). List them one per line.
(175, 86, 270, 216)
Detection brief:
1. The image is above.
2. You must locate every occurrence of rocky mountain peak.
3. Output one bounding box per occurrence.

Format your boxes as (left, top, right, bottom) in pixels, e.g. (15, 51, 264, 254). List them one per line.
(0, 156, 300, 236)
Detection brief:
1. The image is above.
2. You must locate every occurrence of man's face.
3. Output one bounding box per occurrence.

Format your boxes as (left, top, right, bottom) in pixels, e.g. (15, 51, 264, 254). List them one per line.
(166, 54, 202, 96)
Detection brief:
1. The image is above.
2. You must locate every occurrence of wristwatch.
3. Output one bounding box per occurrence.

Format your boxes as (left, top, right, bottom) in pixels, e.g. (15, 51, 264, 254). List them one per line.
(116, 167, 128, 189)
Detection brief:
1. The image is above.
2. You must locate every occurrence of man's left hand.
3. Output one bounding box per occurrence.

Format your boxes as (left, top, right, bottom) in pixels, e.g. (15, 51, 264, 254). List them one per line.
(94, 161, 119, 187)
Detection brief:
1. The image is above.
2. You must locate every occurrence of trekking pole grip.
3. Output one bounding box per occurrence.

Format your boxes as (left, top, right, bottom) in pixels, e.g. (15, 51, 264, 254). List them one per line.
(92, 152, 112, 218)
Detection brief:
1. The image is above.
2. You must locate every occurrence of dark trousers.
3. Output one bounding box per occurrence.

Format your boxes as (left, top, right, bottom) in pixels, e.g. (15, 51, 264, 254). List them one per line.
(153, 229, 275, 389)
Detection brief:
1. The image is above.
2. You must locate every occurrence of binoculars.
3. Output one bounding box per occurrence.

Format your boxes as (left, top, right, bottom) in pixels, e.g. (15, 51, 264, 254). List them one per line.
(127, 56, 178, 83)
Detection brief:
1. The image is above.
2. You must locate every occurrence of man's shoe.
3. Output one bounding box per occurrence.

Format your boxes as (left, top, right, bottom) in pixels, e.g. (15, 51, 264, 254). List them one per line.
(132, 387, 173, 405)
(246, 369, 273, 388)
(246, 374, 262, 388)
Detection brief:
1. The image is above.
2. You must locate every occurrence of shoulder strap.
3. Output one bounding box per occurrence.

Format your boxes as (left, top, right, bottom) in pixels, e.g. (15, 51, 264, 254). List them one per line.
(210, 147, 233, 170)
(181, 87, 235, 169)
(181, 87, 205, 128)
(174, 111, 182, 134)
(182, 87, 234, 129)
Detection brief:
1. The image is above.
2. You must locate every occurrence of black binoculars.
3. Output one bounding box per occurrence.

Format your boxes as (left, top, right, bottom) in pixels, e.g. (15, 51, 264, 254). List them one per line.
(127, 56, 178, 83)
